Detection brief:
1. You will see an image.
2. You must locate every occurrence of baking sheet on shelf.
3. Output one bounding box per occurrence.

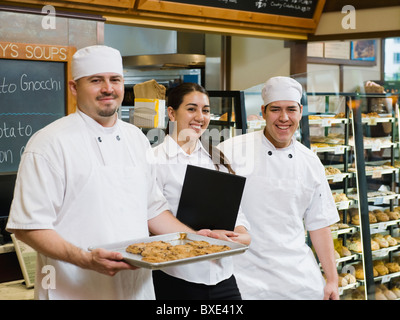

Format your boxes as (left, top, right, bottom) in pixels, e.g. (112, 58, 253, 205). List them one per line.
(88, 232, 248, 270)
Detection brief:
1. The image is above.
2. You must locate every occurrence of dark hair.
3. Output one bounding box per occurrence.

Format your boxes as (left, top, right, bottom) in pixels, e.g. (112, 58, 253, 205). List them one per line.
(166, 82, 235, 174)
(167, 82, 208, 111)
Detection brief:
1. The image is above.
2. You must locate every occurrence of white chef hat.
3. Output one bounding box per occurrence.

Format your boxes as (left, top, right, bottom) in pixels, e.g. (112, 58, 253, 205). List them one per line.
(71, 45, 123, 80)
(261, 76, 302, 106)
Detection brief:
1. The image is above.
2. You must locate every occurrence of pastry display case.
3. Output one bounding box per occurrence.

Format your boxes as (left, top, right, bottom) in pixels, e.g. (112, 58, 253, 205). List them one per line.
(305, 91, 400, 300)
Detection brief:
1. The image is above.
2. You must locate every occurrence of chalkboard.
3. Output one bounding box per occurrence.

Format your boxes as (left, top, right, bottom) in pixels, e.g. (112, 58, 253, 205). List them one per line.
(0, 59, 66, 173)
(162, 0, 318, 19)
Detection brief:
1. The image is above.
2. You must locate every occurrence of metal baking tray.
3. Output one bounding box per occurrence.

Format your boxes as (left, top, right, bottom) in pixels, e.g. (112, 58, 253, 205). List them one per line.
(88, 232, 248, 270)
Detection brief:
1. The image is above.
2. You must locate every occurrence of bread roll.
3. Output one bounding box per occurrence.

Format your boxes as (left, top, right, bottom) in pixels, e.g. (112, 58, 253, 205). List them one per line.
(392, 287, 400, 298)
(348, 241, 362, 253)
(374, 211, 390, 222)
(375, 264, 389, 276)
(340, 273, 356, 284)
(340, 246, 351, 257)
(373, 236, 389, 248)
(375, 292, 388, 300)
(351, 214, 360, 225)
(338, 275, 348, 287)
(355, 268, 364, 280)
(371, 240, 380, 251)
(385, 262, 400, 273)
(384, 235, 398, 246)
(383, 289, 397, 300)
(388, 211, 400, 220)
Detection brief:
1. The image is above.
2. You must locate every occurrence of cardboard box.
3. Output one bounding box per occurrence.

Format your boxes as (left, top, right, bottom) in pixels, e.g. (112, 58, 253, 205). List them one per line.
(133, 99, 166, 128)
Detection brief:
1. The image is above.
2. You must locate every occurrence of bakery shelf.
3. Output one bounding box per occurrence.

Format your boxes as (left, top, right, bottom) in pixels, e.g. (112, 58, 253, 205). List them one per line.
(371, 245, 400, 258)
(353, 245, 400, 258)
(338, 282, 359, 295)
(335, 200, 355, 210)
(369, 219, 400, 231)
(311, 145, 350, 154)
(357, 270, 400, 285)
(326, 172, 353, 182)
(335, 254, 359, 266)
(332, 227, 357, 237)
(361, 116, 395, 126)
(304, 91, 400, 300)
(347, 192, 400, 205)
(309, 117, 349, 126)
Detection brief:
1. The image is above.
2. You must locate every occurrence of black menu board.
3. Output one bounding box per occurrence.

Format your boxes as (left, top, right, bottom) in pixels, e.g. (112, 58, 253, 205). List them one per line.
(0, 59, 66, 173)
(162, 0, 318, 19)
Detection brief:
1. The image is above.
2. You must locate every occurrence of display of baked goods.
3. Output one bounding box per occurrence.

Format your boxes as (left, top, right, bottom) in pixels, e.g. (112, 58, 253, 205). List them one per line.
(343, 284, 399, 300)
(338, 273, 357, 287)
(307, 94, 399, 300)
(219, 112, 235, 121)
(325, 166, 341, 175)
(330, 223, 350, 231)
(311, 142, 331, 148)
(349, 136, 392, 148)
(347, 208, 400, 226)
(310, 133, 345, 145)
(126, 240, 230, 263)
(347, 232, 399, 254)
(332, 192, 348, 202)
(347, 190, 397, 203)
(384, 160, 400, 168)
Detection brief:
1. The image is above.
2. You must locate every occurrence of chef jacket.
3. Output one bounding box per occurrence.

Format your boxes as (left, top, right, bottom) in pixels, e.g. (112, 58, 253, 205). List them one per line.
(7, 110, 170, 300)
(152, 135, 250, 285)
(218, 130, 339, 299)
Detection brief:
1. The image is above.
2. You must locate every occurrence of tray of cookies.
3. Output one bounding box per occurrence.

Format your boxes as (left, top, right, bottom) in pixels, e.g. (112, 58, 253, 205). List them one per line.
(88, 232, 248, 270)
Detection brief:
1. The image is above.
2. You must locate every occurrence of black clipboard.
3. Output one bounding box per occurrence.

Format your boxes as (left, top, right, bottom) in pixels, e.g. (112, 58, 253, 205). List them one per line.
(176, 165, 246, 231)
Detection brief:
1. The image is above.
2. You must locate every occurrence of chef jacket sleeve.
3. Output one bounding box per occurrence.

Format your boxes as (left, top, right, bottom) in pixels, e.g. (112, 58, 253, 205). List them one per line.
(303, 166, 339, 231)
(144, 146, 171, 220)
(235, 207, 250, 231)
(6, 151, 64, 231)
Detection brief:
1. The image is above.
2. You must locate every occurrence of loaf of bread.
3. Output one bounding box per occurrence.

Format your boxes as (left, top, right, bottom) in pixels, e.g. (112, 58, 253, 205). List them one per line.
(386, 262, 400, 273)
(340, 273, 356, 285)
(371, 240, 380, 251)
(387, 211, 400, 220)
(348, 240, 362, 253)
(351, 214, 360, 225)
(374, 264, 389, 276)
(384, 234, 398, 246)
(372, 234, 389, 248)
(392, 287, 400, 298)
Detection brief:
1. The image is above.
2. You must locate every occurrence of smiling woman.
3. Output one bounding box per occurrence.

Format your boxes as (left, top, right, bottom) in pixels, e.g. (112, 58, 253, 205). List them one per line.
(167, 84, 211, 154)
(151, 82, 250, 300)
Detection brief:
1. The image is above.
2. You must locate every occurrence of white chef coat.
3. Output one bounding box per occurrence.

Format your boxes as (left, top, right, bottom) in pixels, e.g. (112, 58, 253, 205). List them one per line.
(152, 135, 250, 285)
(7, 110, 169, 300)
(218, 130, 339, 299)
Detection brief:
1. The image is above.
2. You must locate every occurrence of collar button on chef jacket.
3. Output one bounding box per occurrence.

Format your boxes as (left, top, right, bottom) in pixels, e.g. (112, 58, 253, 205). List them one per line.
(268, 151, 272, 156)
(288, 153, 293, 158)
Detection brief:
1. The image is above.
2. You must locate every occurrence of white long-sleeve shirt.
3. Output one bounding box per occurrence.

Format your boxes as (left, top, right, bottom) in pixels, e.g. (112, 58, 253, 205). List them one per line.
(152, 135, 249, 285)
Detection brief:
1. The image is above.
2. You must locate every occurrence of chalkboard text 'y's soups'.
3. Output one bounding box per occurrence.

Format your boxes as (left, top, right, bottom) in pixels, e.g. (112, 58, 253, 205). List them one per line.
(0, 42, 68, 61)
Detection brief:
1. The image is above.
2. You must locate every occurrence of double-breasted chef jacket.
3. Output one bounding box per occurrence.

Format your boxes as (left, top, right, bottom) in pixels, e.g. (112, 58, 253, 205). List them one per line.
(152, 135, 250, 285)
(218, 130, 339, 299)
(7, 110, 169, 299)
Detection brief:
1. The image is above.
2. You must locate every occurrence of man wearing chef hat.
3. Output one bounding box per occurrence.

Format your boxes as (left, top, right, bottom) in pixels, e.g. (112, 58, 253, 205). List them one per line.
(218, 76, 340, 300)
(7, 45, 215, 300)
